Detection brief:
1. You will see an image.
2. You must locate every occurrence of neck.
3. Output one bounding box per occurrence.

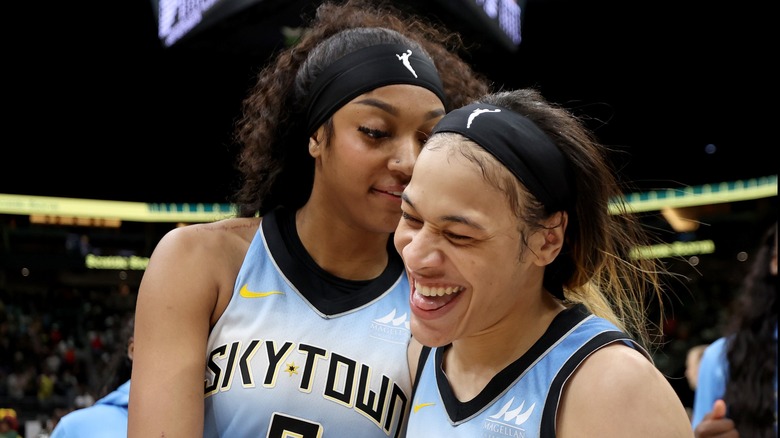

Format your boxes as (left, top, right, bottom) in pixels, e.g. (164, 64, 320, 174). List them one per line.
(295, 204, 390, 280)
(444, 293, 565, 401)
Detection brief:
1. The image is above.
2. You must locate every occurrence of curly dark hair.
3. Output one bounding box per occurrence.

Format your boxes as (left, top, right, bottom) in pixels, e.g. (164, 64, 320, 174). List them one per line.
(723, 221, 777, 437)
(231, 0, 491, 217)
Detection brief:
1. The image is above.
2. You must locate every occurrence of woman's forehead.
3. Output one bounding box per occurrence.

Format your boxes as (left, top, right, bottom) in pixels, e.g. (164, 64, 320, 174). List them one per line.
(412, 147, 499, 200)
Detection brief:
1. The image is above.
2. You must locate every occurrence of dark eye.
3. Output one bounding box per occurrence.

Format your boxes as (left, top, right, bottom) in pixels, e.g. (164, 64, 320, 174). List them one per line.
(358, 126, 389, 139)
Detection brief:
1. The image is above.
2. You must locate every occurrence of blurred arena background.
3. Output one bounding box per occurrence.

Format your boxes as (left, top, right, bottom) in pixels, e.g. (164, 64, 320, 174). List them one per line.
(1, 0, 776, 435)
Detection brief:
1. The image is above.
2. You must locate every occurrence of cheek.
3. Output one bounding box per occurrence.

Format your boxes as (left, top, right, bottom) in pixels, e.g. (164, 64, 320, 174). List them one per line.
(393, 228, 409, 255)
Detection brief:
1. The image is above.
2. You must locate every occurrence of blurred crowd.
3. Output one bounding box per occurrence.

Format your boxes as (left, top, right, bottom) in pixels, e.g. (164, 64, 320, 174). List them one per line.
(0, 284, 135, 436)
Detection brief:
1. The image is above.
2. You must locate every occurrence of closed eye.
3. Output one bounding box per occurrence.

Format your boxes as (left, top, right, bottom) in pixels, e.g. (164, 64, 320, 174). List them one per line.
(444, 231, 471, 242)
(358, 126, 390, 139)
(401, 211, 422, 226)
(402, 211, 473, 242)
(417, 130, 431, 145)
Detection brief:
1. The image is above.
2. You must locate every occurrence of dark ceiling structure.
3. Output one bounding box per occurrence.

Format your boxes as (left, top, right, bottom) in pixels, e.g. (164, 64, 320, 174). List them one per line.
(5, 0, 775, 204)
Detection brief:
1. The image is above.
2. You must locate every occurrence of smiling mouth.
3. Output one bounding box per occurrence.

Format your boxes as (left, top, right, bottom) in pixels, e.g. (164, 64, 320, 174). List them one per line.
(412, 281, 462, 312)
(415, 282, 463, 297)
(374, 188, 403, 197)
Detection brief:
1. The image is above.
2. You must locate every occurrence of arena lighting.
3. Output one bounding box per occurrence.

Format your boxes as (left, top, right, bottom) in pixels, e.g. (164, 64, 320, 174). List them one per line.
(153, 0, 287, 47)
(85, 254, 150, 270)
(0, 175, 774, 223)
(0, 194, 236, 223)
(155, 0, 226, 47)
(152, 0, 525, 52)
(436, 0, 525, 52)
(610, 175, 778, 214)
(29, 214, 121, 228)
(630, 240, 716, 260)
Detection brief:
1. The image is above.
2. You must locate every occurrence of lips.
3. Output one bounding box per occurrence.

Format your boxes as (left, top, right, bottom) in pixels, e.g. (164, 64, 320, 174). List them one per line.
(376, 189, 402, 197)
(373, 184, 406, 198)
(411, 281, 462, 311)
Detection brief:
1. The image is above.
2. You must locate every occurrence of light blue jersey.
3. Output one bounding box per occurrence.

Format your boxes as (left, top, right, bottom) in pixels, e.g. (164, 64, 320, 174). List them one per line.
(203, 208, 412, 438)
(407, 305, 648, 438)
(692, 325, 777, 432)
(51, 380, 130, 438)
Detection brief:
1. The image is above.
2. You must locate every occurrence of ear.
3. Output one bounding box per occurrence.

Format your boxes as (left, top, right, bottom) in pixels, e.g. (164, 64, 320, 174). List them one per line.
(309, 128, 324, 158)
(127, 337, 134, 361)
(533, 211, 568, 267)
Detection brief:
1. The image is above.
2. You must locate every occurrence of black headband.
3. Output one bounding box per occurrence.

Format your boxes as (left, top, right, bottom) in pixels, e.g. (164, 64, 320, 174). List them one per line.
(305, 43, 447, 136)
(431, 103, 573, 212)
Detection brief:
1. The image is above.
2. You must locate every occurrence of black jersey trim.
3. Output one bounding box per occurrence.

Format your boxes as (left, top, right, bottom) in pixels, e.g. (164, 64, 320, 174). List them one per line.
(435, 304, 591, 422)
(262, 206, 406, 315)
(539, 331, 644, 437)
(411, 346, 433, 402)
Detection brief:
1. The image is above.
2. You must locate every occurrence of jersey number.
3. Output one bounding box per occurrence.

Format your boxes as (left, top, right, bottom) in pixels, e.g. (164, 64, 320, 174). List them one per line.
(267, 412, 323, 438)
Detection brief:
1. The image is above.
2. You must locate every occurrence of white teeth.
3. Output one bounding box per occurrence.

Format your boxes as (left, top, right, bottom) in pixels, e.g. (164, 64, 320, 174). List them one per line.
(389, 191, 402, 196)
(415, 282, 462, 297)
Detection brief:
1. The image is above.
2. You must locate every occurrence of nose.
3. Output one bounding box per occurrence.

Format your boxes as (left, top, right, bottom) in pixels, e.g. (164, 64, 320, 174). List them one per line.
(400, 227, 444, 273)
(388, 136, 418, 176)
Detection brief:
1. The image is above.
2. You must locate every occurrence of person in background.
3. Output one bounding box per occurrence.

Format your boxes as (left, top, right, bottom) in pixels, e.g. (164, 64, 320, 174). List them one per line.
(684, 343, 709, 419)
(394, 88, 694, 436)
(50, 315, 134, 438)
(0, 411, 21, 438)
(127, 0, 491, 436)
(692, 221, 777, 438)
(686, 344, 709, 391)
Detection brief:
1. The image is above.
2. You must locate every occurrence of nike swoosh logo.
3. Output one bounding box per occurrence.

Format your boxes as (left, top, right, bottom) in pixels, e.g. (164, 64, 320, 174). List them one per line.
(413, 403, 435, 413)
(239, 284, 284, 298)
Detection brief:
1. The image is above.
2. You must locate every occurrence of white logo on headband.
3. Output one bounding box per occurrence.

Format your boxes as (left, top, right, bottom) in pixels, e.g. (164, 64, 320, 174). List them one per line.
(467, 108, 501, 128)
(396, 49, 417, 78)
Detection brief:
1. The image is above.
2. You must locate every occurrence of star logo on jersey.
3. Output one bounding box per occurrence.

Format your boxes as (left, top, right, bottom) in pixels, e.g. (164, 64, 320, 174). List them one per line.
(412, 402, 435, 413)
(239, 284, 285, 299)
(284, 362, 299, 377)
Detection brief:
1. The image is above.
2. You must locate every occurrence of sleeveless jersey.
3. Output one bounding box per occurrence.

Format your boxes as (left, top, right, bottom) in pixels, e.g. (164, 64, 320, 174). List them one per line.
(203, 208, 413, 438)
(406, 304, 650, 438)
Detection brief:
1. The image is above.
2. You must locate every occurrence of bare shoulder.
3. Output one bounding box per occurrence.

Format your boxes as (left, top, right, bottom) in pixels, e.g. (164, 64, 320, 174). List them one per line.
(140, 217, 261, 323)
(156, 217, 259, 254)
(147, 217, 258, 268)
(557, 343, 693, 438)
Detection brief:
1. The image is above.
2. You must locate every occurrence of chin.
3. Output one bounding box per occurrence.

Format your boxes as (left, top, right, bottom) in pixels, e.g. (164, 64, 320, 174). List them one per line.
(411, 320, 452, 348)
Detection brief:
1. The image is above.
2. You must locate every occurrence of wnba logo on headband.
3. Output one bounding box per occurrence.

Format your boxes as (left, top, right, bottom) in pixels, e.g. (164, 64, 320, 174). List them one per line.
(467, 108, 502, 128)
(432, 102, 574, 214)
(305, 43, 447, 135)
(395, 49, 417, 78)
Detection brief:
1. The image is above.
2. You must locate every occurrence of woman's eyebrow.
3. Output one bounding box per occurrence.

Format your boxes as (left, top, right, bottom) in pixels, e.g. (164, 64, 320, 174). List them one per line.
(353, 98, 445, 120)
(401, 193, 485, 230)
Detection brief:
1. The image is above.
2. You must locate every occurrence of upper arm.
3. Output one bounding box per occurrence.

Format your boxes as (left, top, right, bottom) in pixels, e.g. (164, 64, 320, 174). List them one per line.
(127, 225, 225, 438)
(557, 343, 694, 438)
